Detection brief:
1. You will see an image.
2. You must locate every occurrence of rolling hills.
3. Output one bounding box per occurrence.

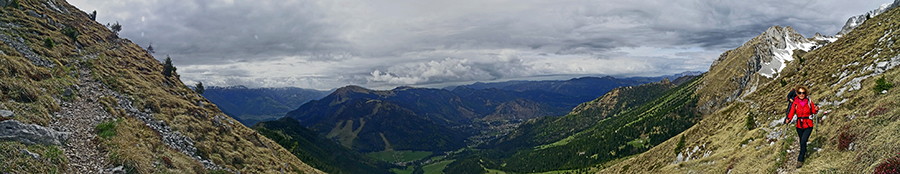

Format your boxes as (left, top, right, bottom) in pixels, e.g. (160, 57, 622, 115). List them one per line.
(201, 85, 330, 125)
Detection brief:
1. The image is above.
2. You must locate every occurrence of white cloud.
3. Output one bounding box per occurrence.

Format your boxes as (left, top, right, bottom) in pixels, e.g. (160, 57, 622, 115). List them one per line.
(66, 0, 890, 89)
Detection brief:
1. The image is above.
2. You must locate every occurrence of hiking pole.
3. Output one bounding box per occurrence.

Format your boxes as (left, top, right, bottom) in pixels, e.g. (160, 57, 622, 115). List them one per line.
(782, 117, 788, 147)
(813, 112, 820, 133)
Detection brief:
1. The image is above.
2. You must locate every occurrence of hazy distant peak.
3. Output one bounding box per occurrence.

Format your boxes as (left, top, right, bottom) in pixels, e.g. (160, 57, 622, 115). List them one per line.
(334, 85, 373, 94)
(208, 85, 249, 90)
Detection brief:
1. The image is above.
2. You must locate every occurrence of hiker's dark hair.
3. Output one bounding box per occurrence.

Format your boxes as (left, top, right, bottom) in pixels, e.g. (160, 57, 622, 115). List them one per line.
(797, 86, 809, 93)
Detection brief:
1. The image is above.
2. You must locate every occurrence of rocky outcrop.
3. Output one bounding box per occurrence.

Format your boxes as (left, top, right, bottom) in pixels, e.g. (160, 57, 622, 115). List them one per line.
(0, 120, 70, 146)
(698, 26, 836, 114)
(837, 0, 900, 36)
(0, 110, 13, 118)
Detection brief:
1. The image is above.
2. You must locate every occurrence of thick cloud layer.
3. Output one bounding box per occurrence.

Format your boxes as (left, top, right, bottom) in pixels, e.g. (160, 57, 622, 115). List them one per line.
(68, 0, 888, 90)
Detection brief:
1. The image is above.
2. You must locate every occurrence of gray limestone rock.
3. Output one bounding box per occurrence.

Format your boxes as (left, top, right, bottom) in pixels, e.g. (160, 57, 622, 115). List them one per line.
(106, 166, 125, 174)
(0, 120, 70, 146)
(20, 148, 40, 159)
(0, 110, 13, 118)
(26, 10, 43, 18)
(0, 33, 54, 67)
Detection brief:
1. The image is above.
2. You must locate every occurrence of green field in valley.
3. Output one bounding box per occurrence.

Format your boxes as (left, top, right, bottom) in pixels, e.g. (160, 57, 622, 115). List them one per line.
(423, 160, 456, 174)
(367, 150, 433, 163)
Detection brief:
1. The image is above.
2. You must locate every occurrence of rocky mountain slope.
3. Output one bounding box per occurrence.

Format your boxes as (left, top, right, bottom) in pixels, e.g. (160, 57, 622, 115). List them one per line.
(0, 0, 321, 173)
(201, 86, 330, 126)
(600, 2, 900, 173)
(837, 0, 900, 36)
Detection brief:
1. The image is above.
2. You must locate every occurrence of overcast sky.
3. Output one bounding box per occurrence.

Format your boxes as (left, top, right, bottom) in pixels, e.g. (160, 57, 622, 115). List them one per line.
(68, 0, 889, 90)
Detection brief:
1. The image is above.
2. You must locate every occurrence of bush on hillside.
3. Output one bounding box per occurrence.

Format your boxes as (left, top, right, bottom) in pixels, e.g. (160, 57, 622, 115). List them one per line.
(62, 26, 79, 41)
(675, 135, 685, 153)
(163, 55, 177, 77)
(837, 126, 856, 151)
(194, 81, 204, 94)
(745, 112, 756, 130)
(6, 0, 19, 8)
(109, 21, 122, 35)
(874, 152, 900, 174)
(43, 37, 54, 49)
(874, 75, 894, 94)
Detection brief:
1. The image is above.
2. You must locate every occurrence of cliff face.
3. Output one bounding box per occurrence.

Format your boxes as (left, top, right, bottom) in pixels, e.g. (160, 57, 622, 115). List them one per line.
(0, 0, 320, 173)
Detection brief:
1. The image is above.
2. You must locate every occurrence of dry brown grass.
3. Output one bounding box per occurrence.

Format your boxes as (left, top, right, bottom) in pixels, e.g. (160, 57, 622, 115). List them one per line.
(599, 5, 900, 174)
(2, 0, 323, 173)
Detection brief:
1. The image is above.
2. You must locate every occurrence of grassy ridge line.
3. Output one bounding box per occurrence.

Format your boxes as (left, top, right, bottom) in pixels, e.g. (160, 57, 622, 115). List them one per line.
(2, 0, 323, 173)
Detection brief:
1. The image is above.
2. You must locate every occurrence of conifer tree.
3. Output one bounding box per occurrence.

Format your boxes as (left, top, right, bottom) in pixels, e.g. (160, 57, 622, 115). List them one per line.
(163, 55, 176, 77)
(195, 81, 204, 94)
(110, 21, 122, 35)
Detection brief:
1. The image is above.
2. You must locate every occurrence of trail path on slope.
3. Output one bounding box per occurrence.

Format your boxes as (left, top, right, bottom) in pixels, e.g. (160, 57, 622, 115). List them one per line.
(777, 134, 802, 174)
(50, 63, 116, 173)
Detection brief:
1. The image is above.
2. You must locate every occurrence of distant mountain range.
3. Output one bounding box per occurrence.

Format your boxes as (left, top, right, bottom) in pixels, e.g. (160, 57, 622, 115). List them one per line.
(277, 73, 701, 154)
(443, 72, 703, 97)
(201, 86, 331, 125)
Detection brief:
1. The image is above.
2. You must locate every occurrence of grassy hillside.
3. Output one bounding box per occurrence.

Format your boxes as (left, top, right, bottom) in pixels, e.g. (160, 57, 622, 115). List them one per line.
(601, 5, 900, 174)
(1, 0, 321, 173)
(444, 77, 702, 173)
(253, 118, 394, 174)
(489, 79, 681, 151)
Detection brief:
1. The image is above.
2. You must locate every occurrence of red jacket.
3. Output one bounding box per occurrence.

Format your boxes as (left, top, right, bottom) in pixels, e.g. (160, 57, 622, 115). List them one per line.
(788, 97, 817, 129)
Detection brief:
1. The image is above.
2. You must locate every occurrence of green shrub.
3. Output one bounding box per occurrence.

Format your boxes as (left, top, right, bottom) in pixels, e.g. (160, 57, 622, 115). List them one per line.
(163, 55, 176, 77)
(675, 135, 685, 153)
(62, 26, 79, 41)
(6, 0, 19, 9)
(745, 112, 756, 130)
(873, 75, 893, 93)
(96, 120, 118, 139)
(194, 81, 204, 94)
(43, 38, 54, 49)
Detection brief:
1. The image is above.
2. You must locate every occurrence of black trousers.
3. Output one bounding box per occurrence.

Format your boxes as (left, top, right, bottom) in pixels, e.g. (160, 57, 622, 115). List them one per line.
(796, 127, 813, 162)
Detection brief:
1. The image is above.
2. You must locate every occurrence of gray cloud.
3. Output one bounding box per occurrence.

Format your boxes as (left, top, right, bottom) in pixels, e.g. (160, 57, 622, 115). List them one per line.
(68, 0, 890, 90)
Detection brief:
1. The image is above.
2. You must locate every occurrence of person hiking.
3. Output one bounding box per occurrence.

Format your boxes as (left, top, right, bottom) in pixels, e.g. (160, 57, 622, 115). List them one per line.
(786, 86, 798, 118)
(785, 86, 817, 168)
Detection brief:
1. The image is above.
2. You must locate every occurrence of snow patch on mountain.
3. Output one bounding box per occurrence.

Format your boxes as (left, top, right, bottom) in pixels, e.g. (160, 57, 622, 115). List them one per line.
(837, 0, 900, 37)
(758, 27, 820, 79)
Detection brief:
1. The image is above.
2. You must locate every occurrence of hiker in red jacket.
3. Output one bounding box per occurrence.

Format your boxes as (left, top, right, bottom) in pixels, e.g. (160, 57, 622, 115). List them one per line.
(785, 86, 817, 168)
